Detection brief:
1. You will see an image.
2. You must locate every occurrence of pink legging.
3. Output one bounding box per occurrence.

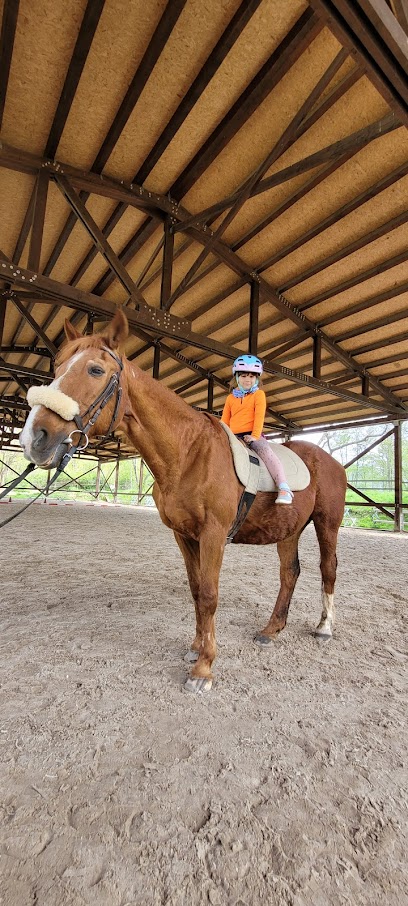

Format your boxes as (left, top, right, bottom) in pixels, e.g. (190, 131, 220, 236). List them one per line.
(249, 438, 287, 487)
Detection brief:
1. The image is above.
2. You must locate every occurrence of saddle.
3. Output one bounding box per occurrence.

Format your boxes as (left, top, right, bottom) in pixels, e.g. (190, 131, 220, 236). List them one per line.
(220, 422, 310, 495)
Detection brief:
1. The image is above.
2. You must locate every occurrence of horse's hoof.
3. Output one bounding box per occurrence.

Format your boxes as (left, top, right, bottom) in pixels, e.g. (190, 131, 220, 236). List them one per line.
(314, 630, 332, 641)
(183, 677, 212, 694)
(254, 634, 273, 646)
(184, 649, 199, 663)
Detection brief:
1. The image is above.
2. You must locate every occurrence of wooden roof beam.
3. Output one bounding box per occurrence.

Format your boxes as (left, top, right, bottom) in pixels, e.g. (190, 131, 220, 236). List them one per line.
(279, 207, 408, 291)
(0, 357, 28, 393)
(6, 292, 57, 357)
(333, 305, 408, 342)
(170, 8, 322, 201)
(162, 112, 400, 298)
(136, 0, 264, 184)
(96, 8, 323, 297)
(42, 0, 187, 278)
(176, 111, 399, 231)
(299, 239, 408, 309)
(171, 115, 394, 293)
(389, 0, 408, 33)
(12, 0, 106, 264)
(308, 0, 408, 123)
(137, 60, 362, 294)
(259, 155, 408, 275)
(54, 173, 147, 305)
(65, 0, 265, 294)
(0, 0, 20, 129)
(317, 277, 408, 326)
(166, 45, 349, 306)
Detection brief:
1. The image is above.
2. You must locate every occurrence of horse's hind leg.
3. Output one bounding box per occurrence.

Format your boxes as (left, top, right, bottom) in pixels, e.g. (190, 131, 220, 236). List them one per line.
(313, 515, 341, 640)
(255, 532, 301, 646)
(173, 532, 201, 661)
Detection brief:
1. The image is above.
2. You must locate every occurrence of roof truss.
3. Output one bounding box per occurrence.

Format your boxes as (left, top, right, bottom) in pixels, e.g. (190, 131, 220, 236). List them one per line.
(0, 0, 407, 454)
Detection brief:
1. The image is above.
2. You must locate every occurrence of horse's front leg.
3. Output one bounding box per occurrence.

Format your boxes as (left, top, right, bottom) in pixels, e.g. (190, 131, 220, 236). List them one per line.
(173, 532, 202, 661)
(184, 523, 226, 694)
(255, 533, 301, 646)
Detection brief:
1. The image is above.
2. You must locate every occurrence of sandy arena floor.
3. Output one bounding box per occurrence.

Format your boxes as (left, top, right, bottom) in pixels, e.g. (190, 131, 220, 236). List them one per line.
(0, 502, 407, 906)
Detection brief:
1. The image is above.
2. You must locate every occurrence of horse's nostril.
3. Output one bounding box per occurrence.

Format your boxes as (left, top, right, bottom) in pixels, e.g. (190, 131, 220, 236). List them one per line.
(33, 428, 47, 450)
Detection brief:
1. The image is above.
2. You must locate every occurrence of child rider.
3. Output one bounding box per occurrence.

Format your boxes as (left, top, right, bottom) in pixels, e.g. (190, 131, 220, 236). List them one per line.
(221, 354, 293, 504)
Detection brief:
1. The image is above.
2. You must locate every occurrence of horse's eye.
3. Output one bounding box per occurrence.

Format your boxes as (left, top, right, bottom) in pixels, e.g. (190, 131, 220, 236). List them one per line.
(88, 365, 105, 377)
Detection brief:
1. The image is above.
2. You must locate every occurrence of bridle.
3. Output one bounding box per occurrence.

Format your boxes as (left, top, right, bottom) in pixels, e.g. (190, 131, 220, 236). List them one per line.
(64, 345, 123, 462)
(0, 345, 124, 525)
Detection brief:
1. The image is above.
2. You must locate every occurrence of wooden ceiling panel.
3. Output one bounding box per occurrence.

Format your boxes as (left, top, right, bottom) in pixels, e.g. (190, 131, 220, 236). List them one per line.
(2, 0, 86, 155)
(56, 1, 170, 171)
(106, 0, 246, 190)
(0, 170, 34, 258)
(150, 0, 310, 198)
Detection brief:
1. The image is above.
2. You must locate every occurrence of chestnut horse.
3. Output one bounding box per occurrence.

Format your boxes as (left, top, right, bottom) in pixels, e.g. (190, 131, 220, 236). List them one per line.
(20, 309, 347, 693)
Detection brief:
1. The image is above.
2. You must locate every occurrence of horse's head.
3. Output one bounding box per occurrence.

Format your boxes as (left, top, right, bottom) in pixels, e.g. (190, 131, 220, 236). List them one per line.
(20, 308, 129, 468)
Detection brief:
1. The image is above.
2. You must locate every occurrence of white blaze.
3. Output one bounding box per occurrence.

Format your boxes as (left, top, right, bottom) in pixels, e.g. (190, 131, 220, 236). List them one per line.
(20, 351, 85, 455)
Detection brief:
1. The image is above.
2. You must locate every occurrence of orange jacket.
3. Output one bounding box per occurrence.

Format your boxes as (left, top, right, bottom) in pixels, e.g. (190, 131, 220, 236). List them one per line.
(221, 389, 266, 439)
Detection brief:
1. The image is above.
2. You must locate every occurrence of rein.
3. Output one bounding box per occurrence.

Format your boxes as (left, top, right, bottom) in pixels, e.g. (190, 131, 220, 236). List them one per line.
(0, 346, 123, 529)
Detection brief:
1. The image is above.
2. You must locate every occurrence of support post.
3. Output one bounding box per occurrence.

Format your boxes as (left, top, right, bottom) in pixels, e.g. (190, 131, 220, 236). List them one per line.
(0, 296, 6, 346)
(85, 313, 95, 335)
(138, 457, 144, 504)
(362, 373, 369, 396)
(394, 422, 403, 531)
(113, 457, 120, 504)
(313, 334, 322, 379)
(154, 218, 174, 380)
(207, 375, 214, 412)
(95, 460, 101, 499)
(249, 281, 259, 355)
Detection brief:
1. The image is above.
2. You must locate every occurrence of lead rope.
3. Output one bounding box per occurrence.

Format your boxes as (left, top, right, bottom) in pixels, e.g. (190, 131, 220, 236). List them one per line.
(0, 473, 54, 529)
(0, 442, 81, 529)
(0, 462, 36, 500)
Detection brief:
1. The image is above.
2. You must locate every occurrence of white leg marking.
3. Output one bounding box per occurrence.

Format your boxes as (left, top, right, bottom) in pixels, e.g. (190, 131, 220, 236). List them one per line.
(315, 591, 335, 637)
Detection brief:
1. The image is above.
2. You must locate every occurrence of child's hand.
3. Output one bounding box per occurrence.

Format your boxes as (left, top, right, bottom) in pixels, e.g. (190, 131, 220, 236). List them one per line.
(244, 435, 257, 444)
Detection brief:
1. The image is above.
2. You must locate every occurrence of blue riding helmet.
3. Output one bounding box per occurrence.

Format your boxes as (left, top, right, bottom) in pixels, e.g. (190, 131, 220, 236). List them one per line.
(232, 354, 263, 376)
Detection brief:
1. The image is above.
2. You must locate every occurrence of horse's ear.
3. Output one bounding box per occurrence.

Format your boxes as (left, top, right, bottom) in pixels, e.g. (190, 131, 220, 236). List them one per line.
(104, 307, 129, 350)
(64, 319, 81, 341)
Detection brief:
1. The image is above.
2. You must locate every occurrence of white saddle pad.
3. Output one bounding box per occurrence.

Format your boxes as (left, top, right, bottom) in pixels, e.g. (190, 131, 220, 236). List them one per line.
(220, 422, 310, 493)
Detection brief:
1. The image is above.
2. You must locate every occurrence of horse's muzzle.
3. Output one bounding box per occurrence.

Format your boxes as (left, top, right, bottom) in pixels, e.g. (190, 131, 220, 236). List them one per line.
(20, 417, 70, 469)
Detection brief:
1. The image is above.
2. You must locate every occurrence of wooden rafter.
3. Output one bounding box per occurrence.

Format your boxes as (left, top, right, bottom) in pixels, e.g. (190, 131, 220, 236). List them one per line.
(42, 0, 187, 278)
(308, 0, 408, 122)
(0, 0, 19, 129)
(166, 46, 350, 306)
(176, 112, 399, 232)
